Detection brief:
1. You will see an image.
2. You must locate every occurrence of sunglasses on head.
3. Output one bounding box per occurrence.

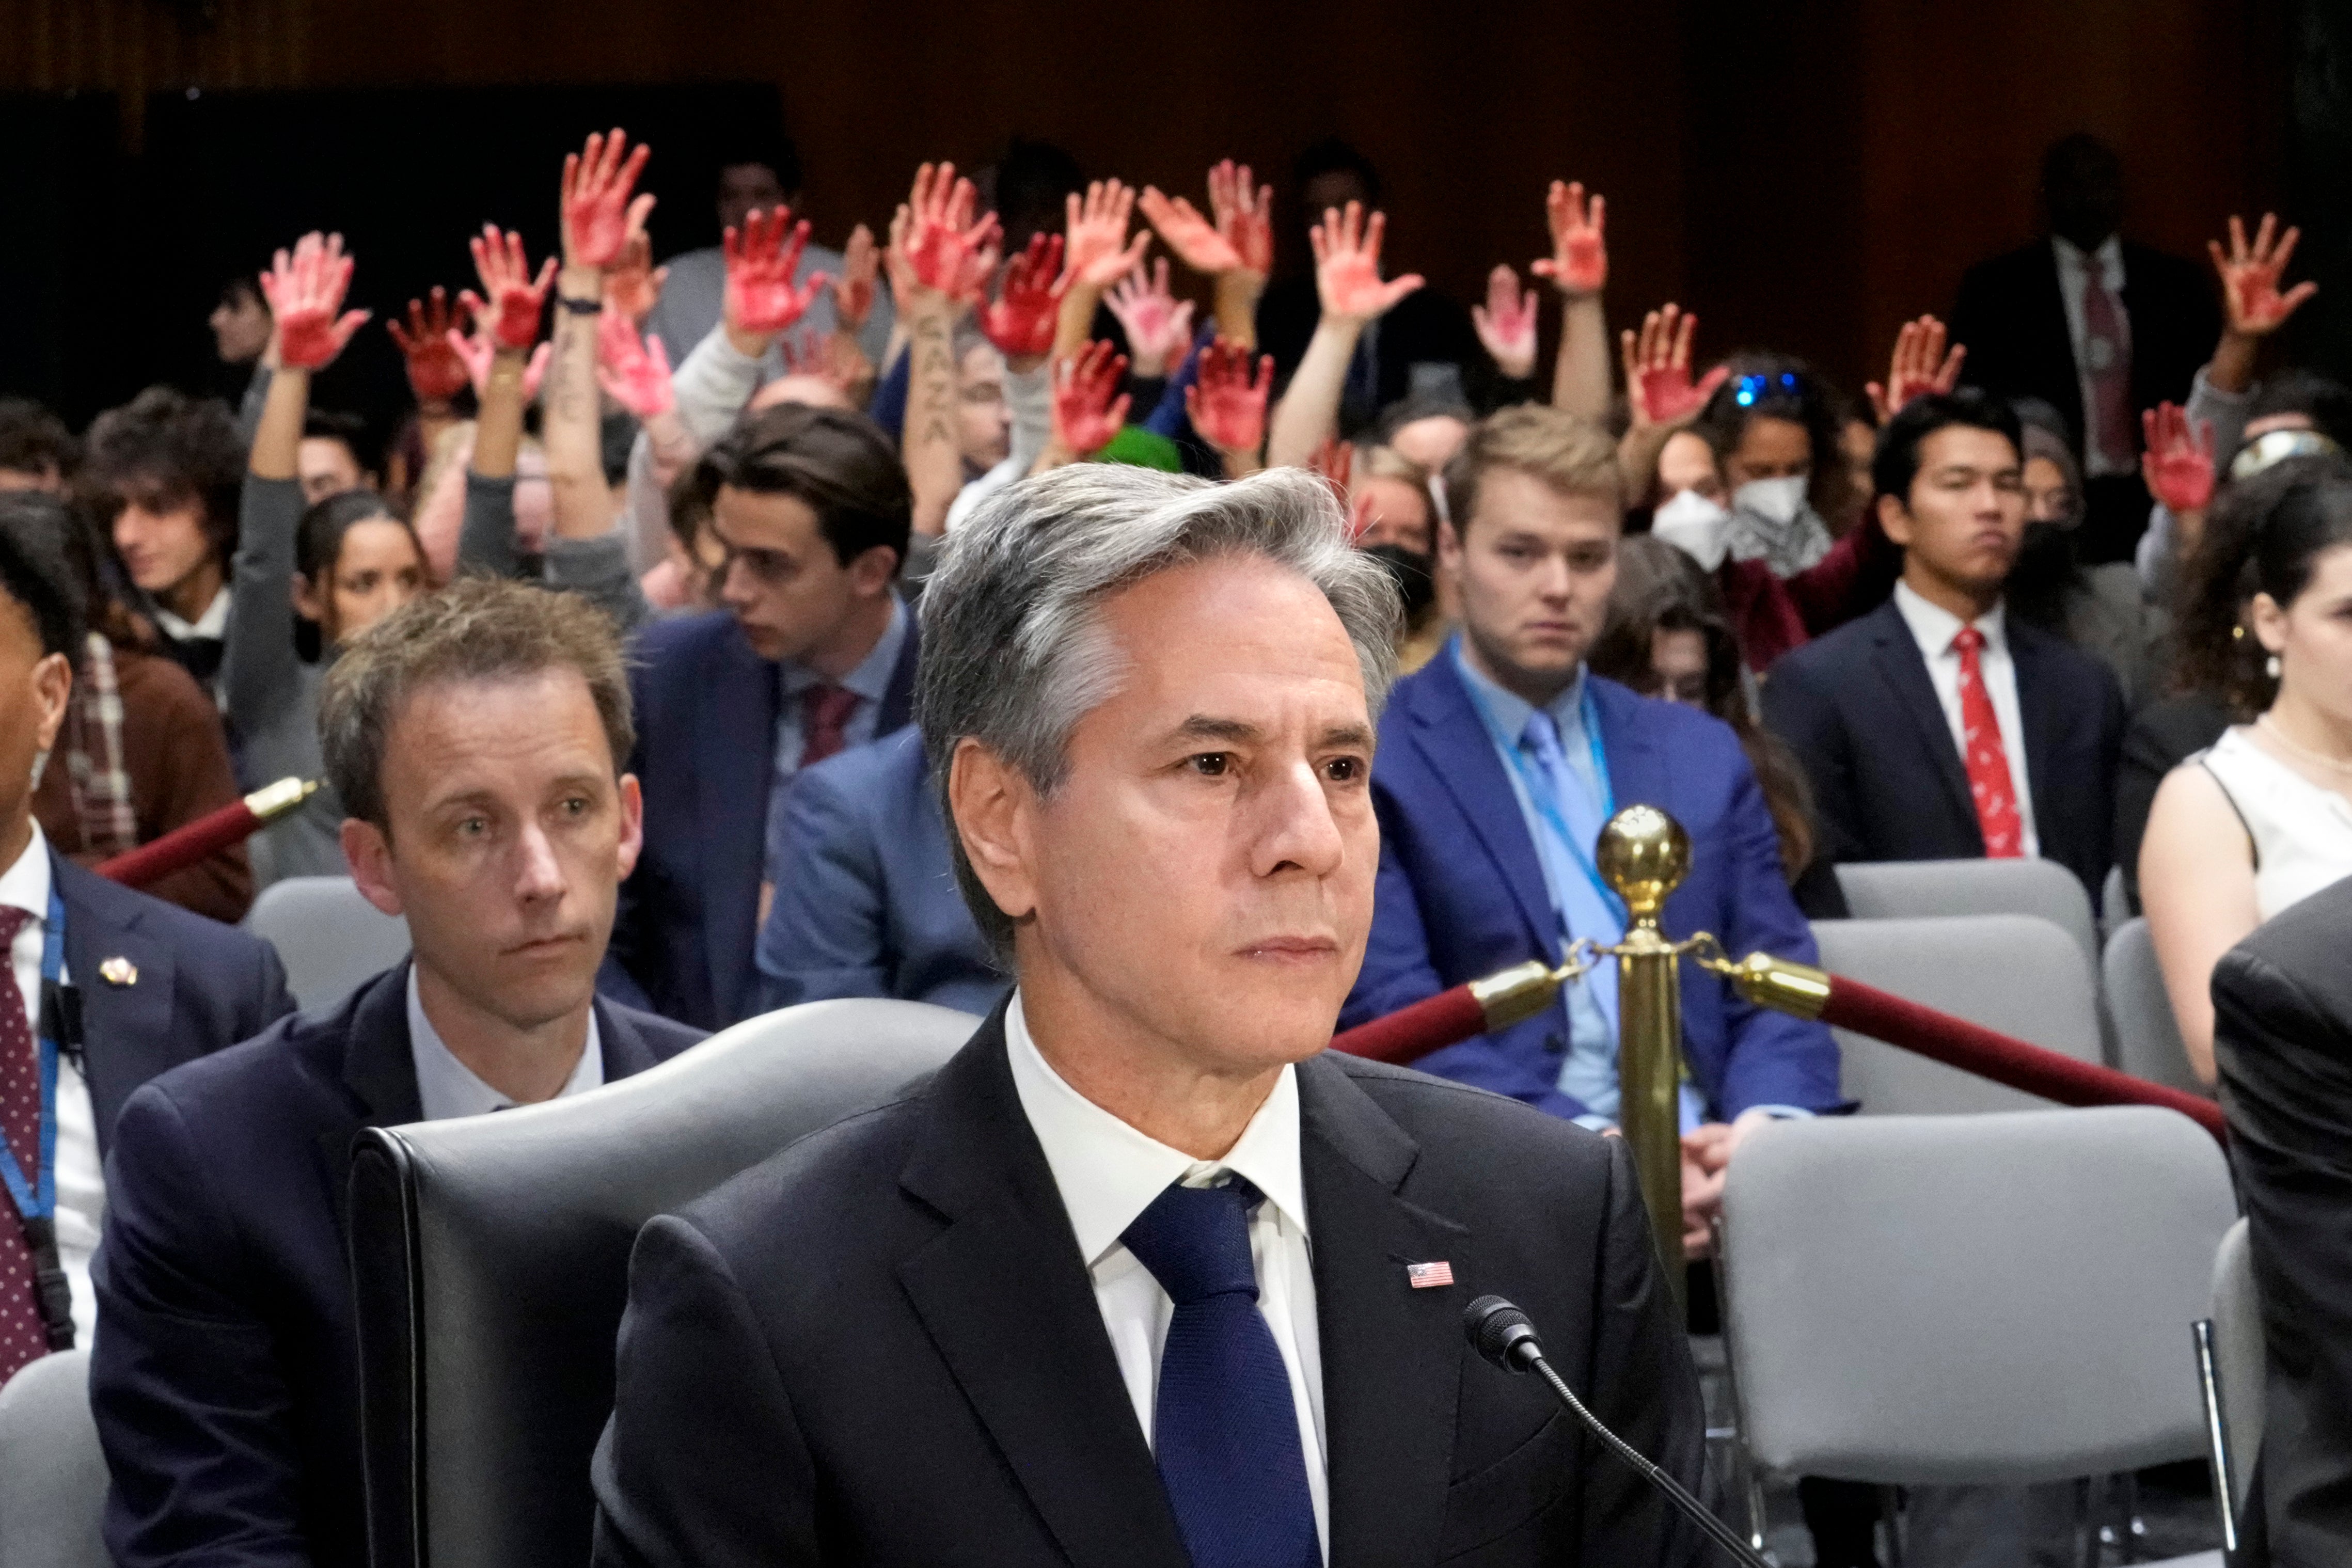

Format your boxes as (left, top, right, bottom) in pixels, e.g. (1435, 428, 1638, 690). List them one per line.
(1732, 372, 1802, 408)
(2229, 427, 2343, 482)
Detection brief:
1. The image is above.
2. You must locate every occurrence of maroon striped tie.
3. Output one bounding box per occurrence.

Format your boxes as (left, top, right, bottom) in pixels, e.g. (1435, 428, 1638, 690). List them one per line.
(0, 908, 51, 1384)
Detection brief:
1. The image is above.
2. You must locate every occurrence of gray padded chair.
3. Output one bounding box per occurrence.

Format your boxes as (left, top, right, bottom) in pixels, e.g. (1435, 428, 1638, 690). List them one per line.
(1811, 914, 2104, 1115)
(2202, 1218, 2263, 1535)
(1835, 858, 2101, 969)
(2104, 917, 2207, 1098)
(2101, 865, 2130, 940)
(242, 875, 412, 1012)
(0, 1348, 108, 1568)
(1718, 1108, 2237, 1564)
(347, 997, 978, 1568)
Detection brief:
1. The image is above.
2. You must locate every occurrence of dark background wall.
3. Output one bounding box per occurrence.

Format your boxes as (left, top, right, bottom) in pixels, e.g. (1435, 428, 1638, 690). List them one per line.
(0, 0, 2314, 429)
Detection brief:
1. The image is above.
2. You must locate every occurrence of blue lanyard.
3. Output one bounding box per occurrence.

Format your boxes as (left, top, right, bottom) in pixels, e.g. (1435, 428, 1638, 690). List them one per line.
(1465, 676, 1625, 923)
(0, 887, 65, 1224)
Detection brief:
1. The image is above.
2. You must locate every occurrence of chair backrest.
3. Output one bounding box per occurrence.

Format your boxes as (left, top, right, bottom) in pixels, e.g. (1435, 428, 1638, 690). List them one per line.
(242, 876, 413, 1012)
(2208, 1217, 2263, 1512)
(0, 1349, 108, 1568)
(1811, 914, 2103, 1114)
(2104, 917, 2205, 1097)
(1835, 858, 2100, 969)
(348, 997, 977, 1568)
(2100, 864, 2130, 939)
(1718, 1107, 2237, 1486)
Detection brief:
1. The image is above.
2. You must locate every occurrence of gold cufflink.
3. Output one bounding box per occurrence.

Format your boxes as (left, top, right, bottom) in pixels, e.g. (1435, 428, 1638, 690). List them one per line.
(99, 957, 137, 987)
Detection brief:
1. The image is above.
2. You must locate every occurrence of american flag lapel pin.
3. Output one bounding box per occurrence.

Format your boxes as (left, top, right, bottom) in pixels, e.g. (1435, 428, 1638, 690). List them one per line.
(1406, 1260, 1455, 1289)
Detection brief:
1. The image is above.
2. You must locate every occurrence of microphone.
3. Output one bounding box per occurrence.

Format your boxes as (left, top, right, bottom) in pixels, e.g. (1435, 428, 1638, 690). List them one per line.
(1464, 1295, 1771, 1568)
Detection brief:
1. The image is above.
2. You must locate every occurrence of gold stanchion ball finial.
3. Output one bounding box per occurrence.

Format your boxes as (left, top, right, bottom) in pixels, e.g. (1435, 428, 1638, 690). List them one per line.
(1595, 804, 1691, 921)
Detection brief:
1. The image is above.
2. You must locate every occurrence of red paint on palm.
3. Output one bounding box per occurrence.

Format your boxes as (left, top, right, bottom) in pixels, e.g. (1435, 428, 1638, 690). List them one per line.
(2141, 402, 2217, 515)
(261, 231, 369, 371)
(726, 207, 827, 337)
(387, 288, 471, 402)
(561, 127, 655, 270)
(1053, 341, 1131, 457)
(1186, 339, 1274, 455)
(981, 234, 1069, 359)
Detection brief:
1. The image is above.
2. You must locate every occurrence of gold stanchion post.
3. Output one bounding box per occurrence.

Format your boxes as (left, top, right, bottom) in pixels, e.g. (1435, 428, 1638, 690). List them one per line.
(1595, 804, 1693, 1296)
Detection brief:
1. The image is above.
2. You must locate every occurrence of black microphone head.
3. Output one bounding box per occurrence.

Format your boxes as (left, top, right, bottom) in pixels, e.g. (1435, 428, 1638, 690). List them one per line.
(1464, 1294, 1541, 1372)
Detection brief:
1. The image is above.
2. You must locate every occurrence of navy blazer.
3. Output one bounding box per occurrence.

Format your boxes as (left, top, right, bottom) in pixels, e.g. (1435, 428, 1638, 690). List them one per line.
(754, 728, 1007, 1017)
(592, 1005, 1707, 1566)
(91, 961, 703, 1568)
(1341, 655, 1840, 1122)
(606, 608, 921, 1031)
(51, 850, 294, 1156)
(1760, 597, 2126, 896)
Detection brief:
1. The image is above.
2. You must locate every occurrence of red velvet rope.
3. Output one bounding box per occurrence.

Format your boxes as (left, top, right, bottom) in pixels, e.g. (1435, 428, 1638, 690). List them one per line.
(95, 800, 264, 890)
(1819, 973, 2226, 1142)
(1330, 985, 1486, 1066)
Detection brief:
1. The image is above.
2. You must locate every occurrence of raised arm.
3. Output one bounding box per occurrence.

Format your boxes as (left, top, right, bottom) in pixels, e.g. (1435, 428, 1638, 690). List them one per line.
(385, 286, 470, 458)
(1103, 259, 1195, 381)
(1054, 179, 1152, 360)
(893, 163, 1004, 534)
(1535, 181, 1609, 418)
(1864, 315, 1965, 425)
(545, 127, 656, 545)
(829, 223, 882, 405)
(1034, 340, 1131, 473)
(224, 232, 367, 727)
(452, 225, 556, 579)
(1140, 159, 1272, 350)
(2207, 212, 2318, 396)
(1617, 304, 1729, 498)
(1472, 264, 1539, 388)
(1186, 338, 1274, 480)
(1265, 201, 1424, 469)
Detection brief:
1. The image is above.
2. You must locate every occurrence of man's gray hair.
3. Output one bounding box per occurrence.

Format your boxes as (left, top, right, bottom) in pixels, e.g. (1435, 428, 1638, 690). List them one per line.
(917, 463, 1402, 956)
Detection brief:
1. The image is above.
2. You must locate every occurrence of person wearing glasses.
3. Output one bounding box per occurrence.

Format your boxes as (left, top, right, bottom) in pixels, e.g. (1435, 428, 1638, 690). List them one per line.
(603, 403, 920, 1030)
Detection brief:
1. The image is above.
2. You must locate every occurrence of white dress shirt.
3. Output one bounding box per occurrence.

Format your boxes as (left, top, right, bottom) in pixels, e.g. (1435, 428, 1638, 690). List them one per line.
(405, 967, 604, 1121)
(0, 823, 101, 1347)
(1893, 582, 2041, 858)
(2052, 234, 2134, 476)
(1004, 990, 1328, 1560)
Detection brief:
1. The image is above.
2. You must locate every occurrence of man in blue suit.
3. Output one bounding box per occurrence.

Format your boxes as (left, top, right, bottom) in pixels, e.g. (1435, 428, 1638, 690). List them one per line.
(1343, 406, 1840, 1254)
(93, 581, 703, 1567)
(605, 403, 920, 1030)
(0, 505, 291, 1381)
(755, 727, 1005, 1016)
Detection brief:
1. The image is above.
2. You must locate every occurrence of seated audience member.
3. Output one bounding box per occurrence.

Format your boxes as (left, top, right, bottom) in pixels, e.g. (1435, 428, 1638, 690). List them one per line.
(1348, 443, 1434, 553)
(641, 140, 892, 373)
(608, 402, 918, 1030)
(1591, 536, 1846, 918)
(225, 233, 429, 884)
(12, 496, 255, 922)
(296, 408, 375, 505)
(2209, 871, 2352, 1566)
(0, 513, 290, 1376)
(2138, 369, 2352, 598)
(0, 399, 77, 492)
(2140, 457, 2352, 1084)
(1374, 395, 1474, 473)
(754, 727, 1003, 1015)
(81, 387, 248, 693)
(1692, 352, 1845, 577)
(92, 578, 702, 1566)
(1340, 406, 1841, 1256)
(1763, 391, 2126, 897)
(1950, 133, 2218, 563)
(2130, 213, 2322, 592)
(207, 274, 272, 409)
(1647, 421, 1811, 673)
(592, 461, 1706, 1566)
(2010, 413, 2165, 703)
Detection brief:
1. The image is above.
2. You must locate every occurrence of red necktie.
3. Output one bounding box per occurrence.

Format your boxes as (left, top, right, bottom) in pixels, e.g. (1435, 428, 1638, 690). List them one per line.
(2079, 253, 2134, 467)
(1951, 628, 2024, 859)
(799, 684, 861, 770)
(0, 908, 51, 1383)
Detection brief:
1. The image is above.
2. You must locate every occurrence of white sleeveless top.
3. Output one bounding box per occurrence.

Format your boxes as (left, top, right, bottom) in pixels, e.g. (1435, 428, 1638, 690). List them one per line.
(2198, 726, 2352, 921)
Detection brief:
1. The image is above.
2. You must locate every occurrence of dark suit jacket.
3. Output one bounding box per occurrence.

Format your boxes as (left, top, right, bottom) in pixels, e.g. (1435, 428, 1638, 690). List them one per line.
(92, 961, 703, 1568)
(591, 1008, 1706, 1567)
(1950, 237, 2219, 453)
(606, 608, 921, 1030)
(52, 850, 293, 1155)
(1762, 598, 2126, 896)
(753, 728, 1006, 1017)
(2213, 874, 2352, 1568)
(1342, 656, 1842, 1122)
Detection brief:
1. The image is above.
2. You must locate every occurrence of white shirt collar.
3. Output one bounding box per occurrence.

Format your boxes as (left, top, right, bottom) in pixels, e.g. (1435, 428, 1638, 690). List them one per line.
(780, 593, 907, 701)
(1893, 578, 2008, 660)
(0, 822, 51, 926)
(152, 585, 231, 643)
(405, 965, 604, 1122)
(2052, 233, 2126, 288)
(1003, 988, 1309, 1269)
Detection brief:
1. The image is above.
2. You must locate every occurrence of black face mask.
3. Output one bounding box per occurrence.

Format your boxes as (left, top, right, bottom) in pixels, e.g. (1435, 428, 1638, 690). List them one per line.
(1360, 542, 1437, 622)
(2004, 519, 2078, 630)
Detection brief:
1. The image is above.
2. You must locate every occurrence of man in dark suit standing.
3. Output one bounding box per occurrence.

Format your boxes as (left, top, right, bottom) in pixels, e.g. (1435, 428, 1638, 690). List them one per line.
(2213, 872, 2352, 1568)
(1764, 391, 2125, 898)
(93, 580, 703, 1568)
(604, 403, 920, 1030)
(0, 516, 291, 1381)
(1950, 133, 2220, 563)
(592, 463, 1706, 1565)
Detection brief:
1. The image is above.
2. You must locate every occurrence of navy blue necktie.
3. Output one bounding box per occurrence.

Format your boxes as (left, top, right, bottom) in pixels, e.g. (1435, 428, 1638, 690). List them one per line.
(1122, 1177, 1319, 1568)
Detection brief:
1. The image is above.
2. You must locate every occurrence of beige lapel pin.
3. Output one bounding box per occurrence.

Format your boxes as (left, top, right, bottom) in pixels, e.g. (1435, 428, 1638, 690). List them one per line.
(99, 956, 137, 987)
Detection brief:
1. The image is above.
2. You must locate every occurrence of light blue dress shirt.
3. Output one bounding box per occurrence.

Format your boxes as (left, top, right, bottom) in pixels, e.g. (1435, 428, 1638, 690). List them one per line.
(765, 595, 909, 885)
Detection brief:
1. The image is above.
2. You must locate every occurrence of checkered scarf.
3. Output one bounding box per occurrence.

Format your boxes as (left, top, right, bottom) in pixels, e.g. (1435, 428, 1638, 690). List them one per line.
(65, 633, 139, 857)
